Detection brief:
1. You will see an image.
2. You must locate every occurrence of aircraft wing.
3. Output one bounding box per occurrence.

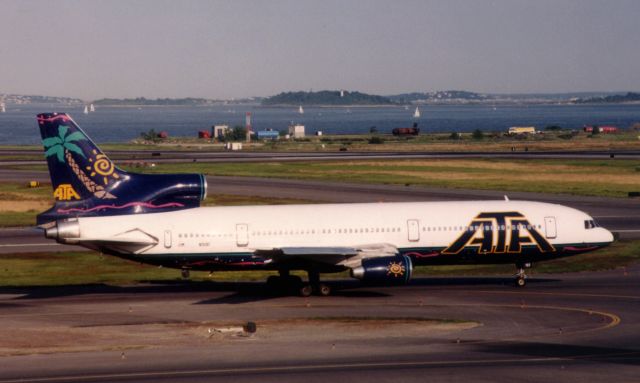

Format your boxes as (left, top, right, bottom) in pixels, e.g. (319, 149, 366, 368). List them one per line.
(254, 243, 398, 268)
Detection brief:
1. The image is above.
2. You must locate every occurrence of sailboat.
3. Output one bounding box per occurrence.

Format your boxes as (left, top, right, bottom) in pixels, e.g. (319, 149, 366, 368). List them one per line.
(83, 105, 89, 114)
(89, 103, 95, 112)
(0, 103, 5, 113)
(298, 105, 304, 114)
(413, 106, 421, 118)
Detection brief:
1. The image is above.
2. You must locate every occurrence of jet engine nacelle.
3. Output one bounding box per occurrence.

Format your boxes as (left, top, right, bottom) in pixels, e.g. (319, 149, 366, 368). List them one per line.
(127, 173, 207, 208)
(351, 255, 413, 285)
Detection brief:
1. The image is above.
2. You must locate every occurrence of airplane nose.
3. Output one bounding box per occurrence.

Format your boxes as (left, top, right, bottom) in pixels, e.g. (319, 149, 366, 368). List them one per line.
(601, 228, 615, 243)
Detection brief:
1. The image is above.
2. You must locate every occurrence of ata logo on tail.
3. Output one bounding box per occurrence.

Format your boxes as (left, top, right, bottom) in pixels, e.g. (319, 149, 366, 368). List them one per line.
(442, 212, 555, 255)
(53, 184, 80, 201)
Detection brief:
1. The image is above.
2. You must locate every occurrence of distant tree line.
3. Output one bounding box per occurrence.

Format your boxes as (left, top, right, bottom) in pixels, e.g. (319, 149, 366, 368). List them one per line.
(577, 92, 640, 104)
(95, 97, 215, 106)
(262, 91, 395, 106)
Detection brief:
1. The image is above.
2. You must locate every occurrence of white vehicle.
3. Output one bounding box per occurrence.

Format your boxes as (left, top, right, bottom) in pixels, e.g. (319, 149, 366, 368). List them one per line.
(37, 113, 614, 296)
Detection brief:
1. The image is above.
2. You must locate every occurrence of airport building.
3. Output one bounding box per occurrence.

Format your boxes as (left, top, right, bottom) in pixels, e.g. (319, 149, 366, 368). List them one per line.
(288, 124, 305, 138)
(212, 125, 229, 139)
(508, 126, 537, 135)
(257, 130, 280, 140)
(583, 125, 618, 133)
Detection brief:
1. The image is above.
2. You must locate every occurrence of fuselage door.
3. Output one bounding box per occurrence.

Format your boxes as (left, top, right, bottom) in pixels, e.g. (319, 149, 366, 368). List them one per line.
(164, 230, 172, 248)
(236, 223, 249, 247)
(544, 216, 557, 239)
(407, 219, 420, 242)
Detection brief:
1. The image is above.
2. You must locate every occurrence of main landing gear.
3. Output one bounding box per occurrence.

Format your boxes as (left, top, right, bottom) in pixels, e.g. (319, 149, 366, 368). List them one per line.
(306, 270, 331, 297)
(266, 270, 331, 297)
(515, 262, 532, 287)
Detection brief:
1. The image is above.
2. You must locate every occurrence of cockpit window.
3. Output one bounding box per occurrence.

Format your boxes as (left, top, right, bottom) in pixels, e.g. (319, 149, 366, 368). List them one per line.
(584, 219, 599, 229)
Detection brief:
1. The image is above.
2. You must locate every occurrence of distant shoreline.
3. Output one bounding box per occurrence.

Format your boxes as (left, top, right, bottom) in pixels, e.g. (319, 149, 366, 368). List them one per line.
(80, 101, 640, 107)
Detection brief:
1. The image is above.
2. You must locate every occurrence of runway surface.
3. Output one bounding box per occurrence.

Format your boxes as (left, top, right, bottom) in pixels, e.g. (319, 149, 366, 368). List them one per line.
(0, 266, 638, 382)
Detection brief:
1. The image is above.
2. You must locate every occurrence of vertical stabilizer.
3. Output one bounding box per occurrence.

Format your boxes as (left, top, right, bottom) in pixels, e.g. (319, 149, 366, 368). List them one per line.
(36, 113, 206, 226)
(38, 113, 122, 202)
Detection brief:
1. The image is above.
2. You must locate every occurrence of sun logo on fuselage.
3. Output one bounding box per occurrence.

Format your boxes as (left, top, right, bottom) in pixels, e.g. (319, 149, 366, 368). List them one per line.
(387, 261, 406, 277)
(442, 212, 555, 255)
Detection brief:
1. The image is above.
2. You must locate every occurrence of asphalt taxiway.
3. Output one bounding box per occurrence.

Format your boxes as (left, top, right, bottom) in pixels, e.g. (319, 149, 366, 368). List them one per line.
(0, 265, 638, 382)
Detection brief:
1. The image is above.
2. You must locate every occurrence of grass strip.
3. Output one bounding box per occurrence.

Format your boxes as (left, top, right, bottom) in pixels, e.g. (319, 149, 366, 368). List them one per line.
(132, 158, 640, 198)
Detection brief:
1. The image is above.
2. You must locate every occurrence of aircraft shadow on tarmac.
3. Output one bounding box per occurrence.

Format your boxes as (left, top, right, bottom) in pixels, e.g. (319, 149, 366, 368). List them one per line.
(1, 276, 559, 302)
(475, 341, 640, 366)
(194, 277, 560, 304)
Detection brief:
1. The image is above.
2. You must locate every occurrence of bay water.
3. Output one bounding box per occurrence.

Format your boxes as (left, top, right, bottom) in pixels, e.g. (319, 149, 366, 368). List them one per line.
(1, 103, 640, 145)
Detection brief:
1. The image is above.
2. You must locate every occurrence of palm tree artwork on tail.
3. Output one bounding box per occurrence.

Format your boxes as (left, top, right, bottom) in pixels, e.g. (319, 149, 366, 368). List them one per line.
(43, 124, 116, 199)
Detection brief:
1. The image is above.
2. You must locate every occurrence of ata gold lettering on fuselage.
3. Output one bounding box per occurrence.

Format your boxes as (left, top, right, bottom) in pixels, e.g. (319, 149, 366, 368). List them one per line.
(442, 212, 555, 255)
(53, 184, 80, 201)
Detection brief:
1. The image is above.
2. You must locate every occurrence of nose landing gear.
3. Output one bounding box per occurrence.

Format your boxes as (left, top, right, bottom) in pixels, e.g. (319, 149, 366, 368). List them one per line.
(515, 262, 532, 287)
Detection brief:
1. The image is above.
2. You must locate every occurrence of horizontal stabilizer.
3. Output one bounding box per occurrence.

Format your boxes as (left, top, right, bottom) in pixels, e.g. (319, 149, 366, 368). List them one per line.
(52, 227, 159, 254)
(77, 234, 158, 254)
(80, 236, 159, 247)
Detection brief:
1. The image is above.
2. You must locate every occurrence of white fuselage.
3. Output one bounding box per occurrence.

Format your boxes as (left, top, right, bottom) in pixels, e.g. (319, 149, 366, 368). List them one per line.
(71, 200, 613, 263)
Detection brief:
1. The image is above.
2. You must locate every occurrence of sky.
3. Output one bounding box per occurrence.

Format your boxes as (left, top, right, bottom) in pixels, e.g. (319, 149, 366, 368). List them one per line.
(0, 0, 639, 99)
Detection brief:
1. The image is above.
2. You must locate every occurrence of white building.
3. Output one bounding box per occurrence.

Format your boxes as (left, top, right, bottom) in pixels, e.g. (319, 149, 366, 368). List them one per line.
(224, 142, 243, 151)
(288, 124, 305, 138)
(213, 125, 229, 139)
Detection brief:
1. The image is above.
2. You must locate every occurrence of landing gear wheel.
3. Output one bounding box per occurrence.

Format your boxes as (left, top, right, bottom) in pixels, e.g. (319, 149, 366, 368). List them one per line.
(299, 284, 313, 297)
(316, 284, 331, 296)
(514, 263, 529, 288)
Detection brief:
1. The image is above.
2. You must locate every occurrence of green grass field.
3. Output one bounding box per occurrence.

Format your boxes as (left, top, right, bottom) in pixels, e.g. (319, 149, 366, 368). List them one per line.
(9, 157, 640, 200)
(129, 158, 640, 198)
